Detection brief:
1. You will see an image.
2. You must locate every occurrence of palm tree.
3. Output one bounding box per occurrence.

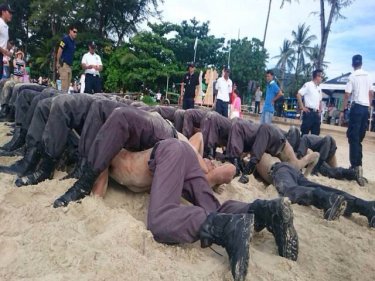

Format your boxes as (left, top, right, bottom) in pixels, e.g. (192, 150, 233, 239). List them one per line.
(263, 0, 298, 47)
(307, 44, 329, 70)
(273, 39, 295, 90)
(291, 23, 317, 83)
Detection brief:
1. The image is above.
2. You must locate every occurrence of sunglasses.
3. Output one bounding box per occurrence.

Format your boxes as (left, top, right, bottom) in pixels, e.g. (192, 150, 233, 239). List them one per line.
(72, 30, 78, 33)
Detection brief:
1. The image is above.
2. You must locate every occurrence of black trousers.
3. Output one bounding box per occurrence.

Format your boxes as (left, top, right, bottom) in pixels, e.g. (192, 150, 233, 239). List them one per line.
(0, 53, 3, 80)
(84, 74, 102, 94)
(182, 97, 194, 110)
(347, 103, 369, 167)
(301, 111, 321, 136)
(215, 99, 228, 117)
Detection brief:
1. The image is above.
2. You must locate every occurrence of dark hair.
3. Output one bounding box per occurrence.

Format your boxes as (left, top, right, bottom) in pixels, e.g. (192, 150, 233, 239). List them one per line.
(352, 54, 362, 68)
(312, 69, 323, 79)
(68, 24, 78, 32)
(266, 70, 274, 76)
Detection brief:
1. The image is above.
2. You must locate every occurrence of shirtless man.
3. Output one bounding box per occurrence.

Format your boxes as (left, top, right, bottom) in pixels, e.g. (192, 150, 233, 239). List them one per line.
(226, 119, 319, 183)
(56, 137, 299, 281)
(254, 154, 375, 227)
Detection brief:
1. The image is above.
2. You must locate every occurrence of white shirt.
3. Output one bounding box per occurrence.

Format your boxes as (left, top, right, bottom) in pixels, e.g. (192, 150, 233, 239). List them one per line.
(215, 77, 233, 102)
(0, 17, 9, 50)
(81, 52, 102, 76)
(345, 68, 372, 106)
(298, 81, 322, 110)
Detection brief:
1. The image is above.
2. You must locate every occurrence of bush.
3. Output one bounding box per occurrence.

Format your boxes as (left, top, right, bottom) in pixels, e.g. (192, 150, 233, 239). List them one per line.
(142, 95, 157, 105)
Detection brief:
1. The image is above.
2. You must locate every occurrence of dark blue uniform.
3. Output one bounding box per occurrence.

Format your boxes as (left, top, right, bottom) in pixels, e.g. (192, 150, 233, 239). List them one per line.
(59, 35, 76, 66)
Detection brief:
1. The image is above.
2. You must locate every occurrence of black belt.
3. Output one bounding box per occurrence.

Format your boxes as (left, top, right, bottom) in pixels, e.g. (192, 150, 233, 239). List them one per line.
(86, 73, 100, 77)
(307, 108, 319, 113)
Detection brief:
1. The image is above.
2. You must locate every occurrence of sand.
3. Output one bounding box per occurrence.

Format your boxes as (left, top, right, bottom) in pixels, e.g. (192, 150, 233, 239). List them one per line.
(0, 123, 374, 281)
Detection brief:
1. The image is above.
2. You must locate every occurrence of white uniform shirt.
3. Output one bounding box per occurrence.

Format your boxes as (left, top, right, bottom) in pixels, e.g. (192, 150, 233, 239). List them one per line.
(298, 81, 322, 110)
(215, 77, 233, 102)
(0, 17, 9, 50)
(345, 68, 372, 106)
(81, 52, 102, 76)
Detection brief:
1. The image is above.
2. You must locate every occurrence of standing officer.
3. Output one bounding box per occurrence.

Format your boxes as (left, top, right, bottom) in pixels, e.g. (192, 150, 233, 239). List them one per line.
(215, 67, 232, 117)
(56, 24, 77, 92)
(342, 54, 373, 186)
(180, 62, 199, 110)
(0, 4, 13, 80)
(297, 69, 323, 136)
(81, 41, 103, 94)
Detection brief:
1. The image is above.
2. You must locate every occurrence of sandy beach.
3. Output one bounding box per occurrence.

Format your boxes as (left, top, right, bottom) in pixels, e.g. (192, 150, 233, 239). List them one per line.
(0, 122, 374, 281)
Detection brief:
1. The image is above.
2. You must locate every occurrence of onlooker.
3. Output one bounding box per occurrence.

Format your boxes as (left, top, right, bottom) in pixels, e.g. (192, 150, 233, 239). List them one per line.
(297, 69, 323, 135)
(261, 70, 283, 124)
(156, 90, 162, 103)
(342, 54, 373, 186)
(81, 41, 102, 94)
(254, 86, 262, 114)
(180, 62, 199, 109)
(0, 4, 13, 80)
(56, 24, 77, 92)
(215, 67, 232, 117)
(13, 50, 25, 82)
(79, 73, 85, 93)
(230, 89, 241, 119)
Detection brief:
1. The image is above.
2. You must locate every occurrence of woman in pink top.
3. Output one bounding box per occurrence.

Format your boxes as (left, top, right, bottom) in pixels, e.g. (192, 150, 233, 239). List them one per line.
(230, 89, 241, 119)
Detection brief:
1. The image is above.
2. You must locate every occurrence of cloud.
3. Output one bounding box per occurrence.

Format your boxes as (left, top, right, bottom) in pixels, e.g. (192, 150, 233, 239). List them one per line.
(148, 0, 375, 80)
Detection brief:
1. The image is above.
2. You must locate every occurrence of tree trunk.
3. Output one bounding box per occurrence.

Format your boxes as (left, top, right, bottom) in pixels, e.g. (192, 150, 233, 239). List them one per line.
(262, 0, 272, 48)
(318, 0, 337, 69)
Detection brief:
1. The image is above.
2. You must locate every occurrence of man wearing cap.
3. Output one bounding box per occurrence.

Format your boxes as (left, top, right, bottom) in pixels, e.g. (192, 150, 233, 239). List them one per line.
(342, 54, 374, 186)
(81, 41, 103, 94)
(180, 62, 199, 110)
(0, 4, 13, 80)
(296, 69, 323, 136)
(215, 67, 232, 117)
(56, 24, 77, 92)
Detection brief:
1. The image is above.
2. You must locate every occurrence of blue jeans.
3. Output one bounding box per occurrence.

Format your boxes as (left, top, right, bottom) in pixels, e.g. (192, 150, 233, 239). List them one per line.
(260, 111, 273, 124)
(347, 103, 369, 167)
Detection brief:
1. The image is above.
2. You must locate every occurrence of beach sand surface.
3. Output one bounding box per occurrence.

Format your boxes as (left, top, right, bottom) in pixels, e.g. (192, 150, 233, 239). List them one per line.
(0, 123, 374, 281)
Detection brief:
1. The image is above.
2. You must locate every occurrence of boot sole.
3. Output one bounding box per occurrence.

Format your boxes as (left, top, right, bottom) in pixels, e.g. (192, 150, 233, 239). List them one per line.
(325, 195, 347, 221)
(232, 213, 253, 281)
(274, 197, 299, 261)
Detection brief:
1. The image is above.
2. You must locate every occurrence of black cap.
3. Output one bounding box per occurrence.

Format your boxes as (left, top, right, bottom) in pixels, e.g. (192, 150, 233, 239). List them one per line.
(187, 62, 195, 68)
(88, 41, 96, 48)
(352, 54, 362, 67)
(0, 4, 14, 13)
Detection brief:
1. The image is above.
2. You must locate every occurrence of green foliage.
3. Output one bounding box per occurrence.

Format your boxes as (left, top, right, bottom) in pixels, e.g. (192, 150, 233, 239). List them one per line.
(142, 95, 157, 105)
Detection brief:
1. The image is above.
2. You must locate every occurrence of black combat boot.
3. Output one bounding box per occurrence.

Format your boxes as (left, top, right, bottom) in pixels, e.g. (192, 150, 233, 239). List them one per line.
(0, 147, 41, 176)
(346, 199, 375, 228)
(230, 157, 243, 177)
(61, 158, 87, 180)
(312, 189, 347, 220)
(200, 213, 254, 281)
(351, 166, 368, 186)
(0, 126, 27, 152)
(248, 197, 298, 261)
(0, 145, 25, 157)
(53, 164, 100, 208)
(319, 163, 357, 181)
(207, 146, 216, 160)
(15, 152, 57, 187)
(238, 157, 257, 184)
(0, 106, 15, 122)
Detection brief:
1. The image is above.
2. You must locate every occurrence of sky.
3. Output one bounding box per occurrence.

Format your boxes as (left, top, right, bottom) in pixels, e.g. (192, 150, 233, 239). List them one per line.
(145, 0, 375, 81)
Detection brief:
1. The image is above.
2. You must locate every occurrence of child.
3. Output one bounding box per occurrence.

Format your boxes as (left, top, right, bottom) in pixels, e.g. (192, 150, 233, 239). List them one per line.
(13, 50, 26, 82)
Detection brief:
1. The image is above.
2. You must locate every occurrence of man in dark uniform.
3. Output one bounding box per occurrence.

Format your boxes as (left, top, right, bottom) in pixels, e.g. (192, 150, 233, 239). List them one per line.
(201, 111, 232, 159)
(55, 138, 298, 280)
(180, 62, 199, 110)
(53, 106, 179, 208)
(226, 119, 319, 183)
(56, 24, 77, 92)
(182, 108, 210, 139)
(173, 108, 185, 133)
(149, 105, 177, 123)
(0, 87, 60, 154)
(342, 54, 374, 186)
(255, 154, 375, 228)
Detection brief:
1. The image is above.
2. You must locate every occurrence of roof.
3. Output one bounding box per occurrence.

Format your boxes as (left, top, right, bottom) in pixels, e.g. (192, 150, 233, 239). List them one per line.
(320, 72, 375, 93)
